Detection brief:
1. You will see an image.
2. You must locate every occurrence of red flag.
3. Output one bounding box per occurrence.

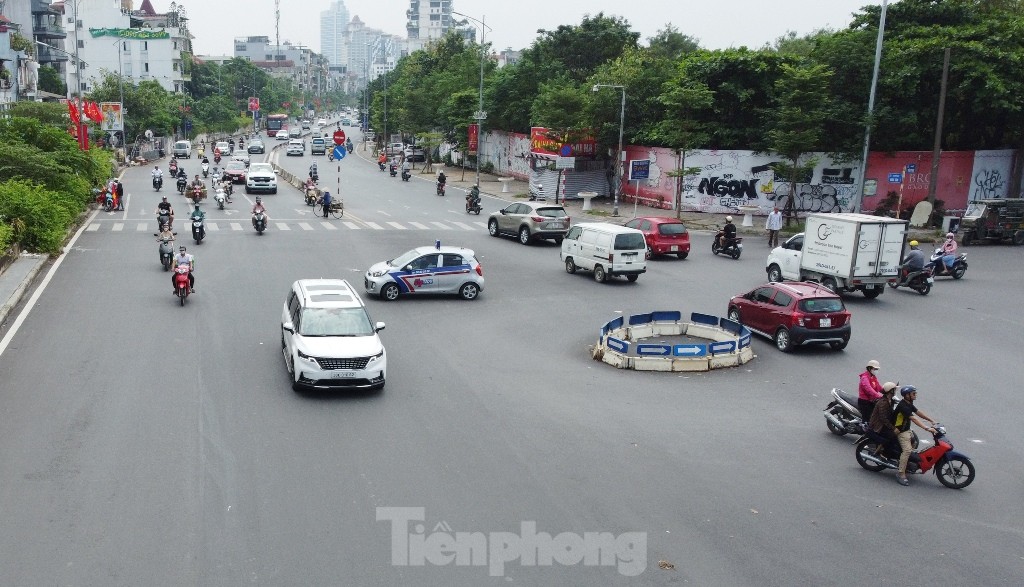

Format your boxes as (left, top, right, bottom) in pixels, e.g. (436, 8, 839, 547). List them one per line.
(68, 101, 80, 124)
(86, 101, 103, 123)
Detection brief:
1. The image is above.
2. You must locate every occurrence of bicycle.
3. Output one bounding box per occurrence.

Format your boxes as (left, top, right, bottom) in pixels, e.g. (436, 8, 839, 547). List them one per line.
(314, 197, 344, 219)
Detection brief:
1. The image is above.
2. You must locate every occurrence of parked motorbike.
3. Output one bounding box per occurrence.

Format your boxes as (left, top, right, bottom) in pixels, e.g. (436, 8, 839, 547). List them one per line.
(153, 175, 163, 192)
(389, 164, 398, 177)
(436, 182, 446, 197)
(401, 169, 411, 182)
(253, 211, 267, 235)
(888, 266, 933, 295)
(173, 263, 191, 306)
(855, 424, 976, 489)
(103, 190, 114, 212)
(711, 228, 743, 259)
(191, 214, 205, 244)
(465, 187, 482, 215)
(201, 161, 209, 178)
(929, 248, 968, 280)
(155, 233, 176, 271)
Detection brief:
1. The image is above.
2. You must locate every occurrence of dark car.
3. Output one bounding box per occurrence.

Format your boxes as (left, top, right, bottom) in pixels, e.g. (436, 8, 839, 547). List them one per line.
(623, 216, 691, 259)
(248, 139, 266, 154)
(727, 281, 851, 352)
(223, 160, 247, 184)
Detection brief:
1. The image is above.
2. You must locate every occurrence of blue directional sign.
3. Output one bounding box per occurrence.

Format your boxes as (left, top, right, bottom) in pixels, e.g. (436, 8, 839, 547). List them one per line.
(888, 173, 903, 183)
(905, 163, 917, 173)
(629, 159, 650, 181)
(674, 344, 707, 357)
(333, 145, 346, 160)
(606, 337, 629, 353)
(637, 344, 672, 356)
(710, 341, 737, 354)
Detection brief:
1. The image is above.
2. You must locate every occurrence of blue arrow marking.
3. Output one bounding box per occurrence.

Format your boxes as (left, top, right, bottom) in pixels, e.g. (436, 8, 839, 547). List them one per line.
(606, 337, 629, 353)
(673, 344, 707, 357)
(334, 146, 346, 160)
(637, 344, 672, 356)
(710, 341, 736, 354)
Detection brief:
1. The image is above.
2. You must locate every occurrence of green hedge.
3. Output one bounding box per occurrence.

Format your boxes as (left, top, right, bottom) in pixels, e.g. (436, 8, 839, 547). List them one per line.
(0, 222, 12, 252)
(0, 180, 76, 254)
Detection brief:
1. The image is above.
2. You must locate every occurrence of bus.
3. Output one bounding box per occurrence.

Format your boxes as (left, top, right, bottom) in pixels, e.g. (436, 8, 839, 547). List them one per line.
(266, 114, 289, 137)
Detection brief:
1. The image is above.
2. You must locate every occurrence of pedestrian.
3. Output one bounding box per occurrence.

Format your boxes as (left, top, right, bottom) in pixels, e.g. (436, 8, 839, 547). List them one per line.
(114, 179, 125, 211)
(765, 205, 782, 248)
(321, 191, 332, 218)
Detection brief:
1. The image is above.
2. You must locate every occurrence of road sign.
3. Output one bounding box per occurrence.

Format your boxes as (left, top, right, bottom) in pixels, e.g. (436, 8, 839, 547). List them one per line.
(629, 159, 650, 181)
(473, 111, 488, 120)
(559, 144, 573, 157)
(906, 163, 917, 173)
(888, 173, 903, 183)
(333, 130, 346, 145)
(674, 344, 707, 357)
(637, 344, 671, 356)
(333, 145, 346, 160)
(555, 156, 575, 170)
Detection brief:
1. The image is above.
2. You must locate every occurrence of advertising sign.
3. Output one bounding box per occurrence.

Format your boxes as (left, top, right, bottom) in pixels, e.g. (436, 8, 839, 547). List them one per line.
(248, 97, 260, 112)
(99, 102, 123, 132)
(89, 28, 170, 39)
(468, 124, 479, 156)
(628, 159, 650, 181)
(529, 127, 597, 157)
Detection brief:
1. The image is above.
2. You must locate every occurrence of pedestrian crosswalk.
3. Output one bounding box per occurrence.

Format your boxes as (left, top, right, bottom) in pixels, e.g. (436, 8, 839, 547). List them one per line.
(85, 219, 491, 233)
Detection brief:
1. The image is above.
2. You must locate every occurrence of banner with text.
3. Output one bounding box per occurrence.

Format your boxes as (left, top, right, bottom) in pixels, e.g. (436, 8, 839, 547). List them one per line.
(89, 28, 170, 39)
(468, 124, 478, 156)
(529, 127, 597, 158)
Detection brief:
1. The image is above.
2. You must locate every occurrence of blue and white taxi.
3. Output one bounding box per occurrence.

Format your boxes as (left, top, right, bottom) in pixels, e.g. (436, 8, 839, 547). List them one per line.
(364, 244, 484, 301)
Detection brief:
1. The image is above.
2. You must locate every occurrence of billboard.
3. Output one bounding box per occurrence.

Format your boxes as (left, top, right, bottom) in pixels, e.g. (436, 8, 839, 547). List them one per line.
(99, 102, 123, 132)
(468, 124, 478, 156)
(529, 127, 597, 157)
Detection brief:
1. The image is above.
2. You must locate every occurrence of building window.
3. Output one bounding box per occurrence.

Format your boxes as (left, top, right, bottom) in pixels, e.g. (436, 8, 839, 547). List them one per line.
(144, 63, 149, 72)
(173, 63, 178, 71)
(143, 41, 148, 51)
(429, 14, 440, 20)
(78, 40, 84, 48)
(173, 41, 178, 50)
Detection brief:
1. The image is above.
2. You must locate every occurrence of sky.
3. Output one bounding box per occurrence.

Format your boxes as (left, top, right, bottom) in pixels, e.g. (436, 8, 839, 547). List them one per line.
(182, 0, 880, 57)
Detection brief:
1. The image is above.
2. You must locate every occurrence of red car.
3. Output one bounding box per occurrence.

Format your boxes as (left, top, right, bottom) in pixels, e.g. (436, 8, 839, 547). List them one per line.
(623, 216, 690, 259)
(727, 281, 851, 352)
(223, 161, 247, 184)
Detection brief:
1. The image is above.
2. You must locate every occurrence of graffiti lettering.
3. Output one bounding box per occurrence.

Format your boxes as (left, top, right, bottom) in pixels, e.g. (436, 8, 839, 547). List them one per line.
(698, 176, 759, 199)
(973, 169, 1005, 199)
(821, 167, 856, 185)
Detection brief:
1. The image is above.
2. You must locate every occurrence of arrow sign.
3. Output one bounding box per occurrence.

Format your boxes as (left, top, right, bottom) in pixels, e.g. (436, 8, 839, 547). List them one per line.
(333, 145, 346, 160)
(606, 337, 629, 353)
(674, 344, 707, 357)
(710, 341, 737, 354)
(637, 344, 672, 356)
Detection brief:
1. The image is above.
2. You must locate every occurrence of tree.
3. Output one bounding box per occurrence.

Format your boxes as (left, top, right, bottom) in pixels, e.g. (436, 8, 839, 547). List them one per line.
(38, 65, 67, 96)
(647, 24, 701, 60)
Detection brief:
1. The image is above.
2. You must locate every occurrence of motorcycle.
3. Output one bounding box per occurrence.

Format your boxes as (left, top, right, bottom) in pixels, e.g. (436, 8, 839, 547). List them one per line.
(823, 387, 921, 446)
(309, 171, 319, 184)
(201, 161, 209, 178)
(191, 214, 205, 244)
(177, 176, 188, 194)
(711, 229, 743, 259)
(378, 160, 386, 171)
(214, 187, 227, 210)
(153, 175, 163, 192)
(929, 248, 968, 280)
(103, 189, 115, 212)
(436, 182, 446, 197)
(189, 184, 206, 205)
(888, 266, 934, 295)
(252, 211, 267, 235)
(304, 182, 318, 206)
(328, 151, 335, 162)
(157, 210, 173, 231)
(855, 424, 976, 489)
(346, 140, 353, 154)
(169, 161, 178, 176)
(389, 164, 398, 177)
(154, 233, 176, 271)
(173, 263, 191, 306)
(401, 168, 411, 182)
(465, 188, 482, 215)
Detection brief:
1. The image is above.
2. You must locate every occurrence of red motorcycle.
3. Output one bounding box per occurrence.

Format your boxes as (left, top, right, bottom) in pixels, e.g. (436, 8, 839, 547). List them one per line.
(855, 424, 976, 488)
(189, 185, 206, 205)
(173, 264, 191, 306)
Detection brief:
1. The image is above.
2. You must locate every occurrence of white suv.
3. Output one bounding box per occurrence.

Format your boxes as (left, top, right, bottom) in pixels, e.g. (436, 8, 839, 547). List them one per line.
(281, 279, 386, 391)
(245, 162, 277, 194)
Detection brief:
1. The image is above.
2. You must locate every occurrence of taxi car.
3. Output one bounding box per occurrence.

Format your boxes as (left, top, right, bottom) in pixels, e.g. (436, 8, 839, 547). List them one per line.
(364, 244, 484, 301)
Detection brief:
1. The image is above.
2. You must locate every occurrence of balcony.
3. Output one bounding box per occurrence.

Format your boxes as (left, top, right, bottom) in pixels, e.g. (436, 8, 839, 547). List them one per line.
(33, 21, 67, 39)
(31, 0, 60, 16)
(36, 45, 69, 64)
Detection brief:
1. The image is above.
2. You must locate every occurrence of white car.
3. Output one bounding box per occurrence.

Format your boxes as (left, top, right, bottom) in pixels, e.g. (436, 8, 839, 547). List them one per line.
(245, 162, 277, 194)
(316, 118, 327, 126)
(275, 130, 291, 141)
(281, 279, 386, 391)
(215, 141, 230, 155)
(231, 152, 250, 167)
(286, 139, 305, 156)
(364, 245, 485, 301)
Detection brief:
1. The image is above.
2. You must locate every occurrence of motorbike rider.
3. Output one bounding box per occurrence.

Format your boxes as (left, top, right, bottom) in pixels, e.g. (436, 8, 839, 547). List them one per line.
(252, 196, 268, 226)
(309, 161, 319, 181)
(901, 240, 925, 277)
(436, 170, 447, 193)
(718, 216, 737, 248)
(467, 184, 481, 207)
(197, 146, 205, 159)
(857, 359, 883, 421)
(893, 385, 937, 486)
(169, 158, 179, 175)
(191, 202, 206, 222)
(402, 158, 411, 175)
(152, 165, 164, 187)
(157, 195, 175, 228)
(176, 168, 188, 190)
(930, 232, 958, 273)
(868, 381, 899, 453)
(377, 151, 387, 168)
(156, 223, 175, 243)
(172, 245, 195, 293)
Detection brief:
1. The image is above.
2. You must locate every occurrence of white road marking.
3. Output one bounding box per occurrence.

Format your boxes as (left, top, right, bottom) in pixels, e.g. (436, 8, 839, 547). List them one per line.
(298, 222, 314, 231)
(321, 222, 337, 230)
(87, 223, 100, 231)
(231, 223, 243, 231)
(365, 222, 383, 230)
(276, 223, 290, 230)
(112, 223, 124, 231)
(136, 223, 148, 232)
(387, 222, 407, 230)
(409, 222, 429, 229)
(451, 222, 474, 231)
(343, 222, 360, 230)
(207, 223, 219, 231)
(431, 222, 453, 230)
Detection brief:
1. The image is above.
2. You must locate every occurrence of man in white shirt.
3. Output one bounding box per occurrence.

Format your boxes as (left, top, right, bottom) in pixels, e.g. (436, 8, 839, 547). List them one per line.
(765, 205, 783, 248)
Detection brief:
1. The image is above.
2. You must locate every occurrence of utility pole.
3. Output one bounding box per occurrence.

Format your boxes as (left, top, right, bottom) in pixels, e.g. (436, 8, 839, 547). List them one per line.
(926, 47, 951, 207)
(853, 0, 889, 213)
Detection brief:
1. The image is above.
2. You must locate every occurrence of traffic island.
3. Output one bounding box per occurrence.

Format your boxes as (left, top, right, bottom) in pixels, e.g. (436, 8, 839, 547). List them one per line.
(592, 311, 755, 372)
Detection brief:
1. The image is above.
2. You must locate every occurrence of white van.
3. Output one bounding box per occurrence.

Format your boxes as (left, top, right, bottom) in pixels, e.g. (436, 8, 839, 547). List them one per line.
(561, 222, 647, 283)
(172, 140, 192, 159)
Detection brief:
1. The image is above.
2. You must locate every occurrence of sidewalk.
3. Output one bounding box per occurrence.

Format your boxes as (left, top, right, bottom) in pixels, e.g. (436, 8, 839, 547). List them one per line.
(0, 253, 48, 328)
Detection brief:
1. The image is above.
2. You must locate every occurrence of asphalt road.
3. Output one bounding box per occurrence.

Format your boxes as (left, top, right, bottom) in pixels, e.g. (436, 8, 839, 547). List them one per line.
(1, 126, 1022, 585)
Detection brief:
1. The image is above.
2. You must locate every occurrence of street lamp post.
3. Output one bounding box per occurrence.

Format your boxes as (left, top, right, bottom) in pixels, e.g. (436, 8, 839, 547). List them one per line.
(452, 11, 491, 188)
(853, 0, 889, 213)
(592, 84, 626, 217)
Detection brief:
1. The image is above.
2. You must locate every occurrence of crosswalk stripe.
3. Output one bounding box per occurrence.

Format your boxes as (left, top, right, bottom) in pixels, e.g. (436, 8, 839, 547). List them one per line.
(343, 221, 360, 229)
(298, 222, 314, 231)
(112, 222, 124, 231)
(136, 223, 148, 231)
(276, 223, 291, 230)
(474, 222, 488, 229)
(365, 222, 383, 230)
(387, 221, 407, 230)
(409, 222, 429, 229)
(321, 221, 337, 230)
(451, 221, 474, 231)
(231, 222, 243, 231)
(431, 222, 453, 230)
(87, 223, 100, 231)
(207, 222, 219, 231)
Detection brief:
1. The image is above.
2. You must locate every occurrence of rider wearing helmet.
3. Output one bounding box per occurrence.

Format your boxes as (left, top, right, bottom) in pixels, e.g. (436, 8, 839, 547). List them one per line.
(930, 232, 959, 273)
(902, 240, 925, 275)
(857, 359, 883, 421)
(173, 245, 195, 293)
(252, 196, 268, 227)
(157, 195, 175, 228)
(868, 381, 900, 452)
(893, 385, 937, 486)
(719, 215, 737, 248)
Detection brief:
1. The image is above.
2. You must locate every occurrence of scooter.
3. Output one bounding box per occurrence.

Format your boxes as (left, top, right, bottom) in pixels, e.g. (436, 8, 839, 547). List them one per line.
(378, 160, 386, 171)
(389, 164, 398, 177)
(929, 248, 968, 280)
(153, 175, 163, 192)
(436, 182, 446, 197)
(214, 187, 226, 210)
(169, 161, 179, 176)
(103, 190, 115, 212)
(201, 161, 209, 178)
(189, 185, 206, 206)
(191, 213, 205, 244)
(711, 229, 743, 259)
(155, 233, 176, 271)
(252, 211, 267, 235)
(309, 172, 319, 184)
(823, 387, 867, 436)
(888, 266, 933, 295)
(304, 182, 318, 206)
(173, 264, 191, 306)
(401, 168, 411, 182)
(177, 176, 188, 194)
(465, 188, 482, 214)
(157, 210, 173, 231)
(855, 424, 976, 489)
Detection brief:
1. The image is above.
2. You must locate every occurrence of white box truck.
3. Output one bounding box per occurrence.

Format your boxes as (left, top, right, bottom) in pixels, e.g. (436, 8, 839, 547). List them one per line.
(765, 213, 908, 299)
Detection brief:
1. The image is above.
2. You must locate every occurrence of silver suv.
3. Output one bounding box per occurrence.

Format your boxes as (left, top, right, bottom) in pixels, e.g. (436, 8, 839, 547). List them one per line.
(281, 279, 386, 391)
(487, 202, 571, 245)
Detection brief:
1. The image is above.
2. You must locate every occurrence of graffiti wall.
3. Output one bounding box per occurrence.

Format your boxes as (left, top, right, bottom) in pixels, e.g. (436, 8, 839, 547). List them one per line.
(620, 146, 862, 214)
(480, 131, 532, 181)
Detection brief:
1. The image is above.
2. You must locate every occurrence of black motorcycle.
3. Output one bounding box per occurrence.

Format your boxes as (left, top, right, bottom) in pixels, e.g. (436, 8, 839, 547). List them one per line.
(888, 266, 933, 295)
(389, 164, 398, 177)
(176, 177, 188, 194)
(153, 175, 163, 192)
(929, 248, 968, 280)
(711, 228, 743, 259)
(465, 188, 482, 214)
(401, 168, 411, 182)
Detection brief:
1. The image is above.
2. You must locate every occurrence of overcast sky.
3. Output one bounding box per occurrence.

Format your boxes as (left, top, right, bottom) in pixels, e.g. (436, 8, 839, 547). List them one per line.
(184, 0, 878, 56)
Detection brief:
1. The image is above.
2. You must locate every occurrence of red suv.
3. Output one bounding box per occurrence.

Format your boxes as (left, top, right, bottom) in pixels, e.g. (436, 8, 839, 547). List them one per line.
(727, 282, 851, 352)
(623, 217, 690, 259)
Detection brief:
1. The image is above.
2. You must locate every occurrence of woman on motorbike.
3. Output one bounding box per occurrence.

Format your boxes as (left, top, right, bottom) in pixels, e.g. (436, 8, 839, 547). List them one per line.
(857, 360, 883, 421)
(930, 233, 958, 273)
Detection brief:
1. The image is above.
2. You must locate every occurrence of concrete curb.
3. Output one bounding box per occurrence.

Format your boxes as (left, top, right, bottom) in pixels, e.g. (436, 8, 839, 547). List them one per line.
(0, 255, 48, 327)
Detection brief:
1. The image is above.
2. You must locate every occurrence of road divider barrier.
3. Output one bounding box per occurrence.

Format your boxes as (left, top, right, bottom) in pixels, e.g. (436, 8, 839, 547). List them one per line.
(592, 311, 755, 372)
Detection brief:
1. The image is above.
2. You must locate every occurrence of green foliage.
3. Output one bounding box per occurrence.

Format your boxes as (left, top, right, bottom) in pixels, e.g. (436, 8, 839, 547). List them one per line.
(647, 25, 701, 59)
(10, 32, 33, 55)
(0, 180, 75, 253)
(0, 222, 12, 252)
(38, 65, 67, 96)
(5, 102, 69, 126)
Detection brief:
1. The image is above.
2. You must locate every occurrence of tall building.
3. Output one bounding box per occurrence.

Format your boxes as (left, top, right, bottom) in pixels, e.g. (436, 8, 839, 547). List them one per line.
(407, 0, 475, 52)
(319, 0, 348, 74)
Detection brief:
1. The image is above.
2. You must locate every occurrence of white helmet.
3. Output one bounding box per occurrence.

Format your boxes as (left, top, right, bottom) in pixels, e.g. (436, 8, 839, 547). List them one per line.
(726, 216, 733, 222)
